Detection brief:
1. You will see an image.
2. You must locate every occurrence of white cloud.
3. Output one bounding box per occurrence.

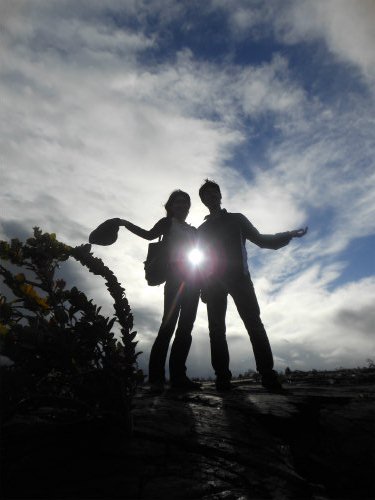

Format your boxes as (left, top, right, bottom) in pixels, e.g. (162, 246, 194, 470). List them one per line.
(274, 0, 375, 87)
(270, 274, 375, 370)
(216, 0, 375, 87)
(222, 269, 375, 374)
(237, 55, 306, 116)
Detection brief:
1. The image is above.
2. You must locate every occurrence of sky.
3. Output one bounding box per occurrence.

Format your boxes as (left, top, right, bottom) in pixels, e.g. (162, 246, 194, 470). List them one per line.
(1, 0, 374, 378)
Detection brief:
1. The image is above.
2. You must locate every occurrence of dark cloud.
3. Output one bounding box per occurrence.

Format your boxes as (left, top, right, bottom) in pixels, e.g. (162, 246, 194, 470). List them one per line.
(227, 333, 246, 342)
(273, 342, 329, 371)
(336, 305, 375, 337)
(0, 194, 88, 247)
(33, 193, 89, 244)
(0, 219, 31, 241)
(132, 304, 162, 340)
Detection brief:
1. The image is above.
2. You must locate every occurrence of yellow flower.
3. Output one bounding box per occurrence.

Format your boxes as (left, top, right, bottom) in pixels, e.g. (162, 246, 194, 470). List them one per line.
(20, 284, 49, 311)
(36, 297, 49, 310)
(20, 283, 34, 296)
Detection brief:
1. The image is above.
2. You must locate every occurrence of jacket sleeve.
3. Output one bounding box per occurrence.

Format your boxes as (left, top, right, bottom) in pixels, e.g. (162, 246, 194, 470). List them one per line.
(239, 214, 292, 250)
(123, 218, 168, 241)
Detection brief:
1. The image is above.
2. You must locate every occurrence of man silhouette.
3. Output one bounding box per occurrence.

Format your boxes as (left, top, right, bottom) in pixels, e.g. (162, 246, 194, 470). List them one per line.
(197, 180, 307, 392)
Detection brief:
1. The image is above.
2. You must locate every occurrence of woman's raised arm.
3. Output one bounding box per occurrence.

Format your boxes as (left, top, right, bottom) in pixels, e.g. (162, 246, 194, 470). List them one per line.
(119, 218, 167, 241)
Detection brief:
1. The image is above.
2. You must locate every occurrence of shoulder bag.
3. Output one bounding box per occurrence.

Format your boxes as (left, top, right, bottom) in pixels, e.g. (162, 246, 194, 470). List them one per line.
(144, 236, 168, 286)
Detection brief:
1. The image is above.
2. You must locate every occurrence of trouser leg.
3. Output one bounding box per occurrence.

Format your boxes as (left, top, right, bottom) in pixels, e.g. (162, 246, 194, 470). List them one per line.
(229, 276, 274, 374)
(148, 281, 180, 383)
(206, 285, 232, 381)
(169, 283, 200, 381)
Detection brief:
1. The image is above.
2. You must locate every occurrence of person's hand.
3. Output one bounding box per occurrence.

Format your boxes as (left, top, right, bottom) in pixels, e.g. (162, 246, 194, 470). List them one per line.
(118, 219, 131, 228)
(107, 218, 121, 226)
(290, 227, 308, 238)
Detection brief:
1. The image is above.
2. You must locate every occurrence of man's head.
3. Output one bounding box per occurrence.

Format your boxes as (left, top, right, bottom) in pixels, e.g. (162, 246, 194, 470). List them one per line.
(199, 179, 222, 210)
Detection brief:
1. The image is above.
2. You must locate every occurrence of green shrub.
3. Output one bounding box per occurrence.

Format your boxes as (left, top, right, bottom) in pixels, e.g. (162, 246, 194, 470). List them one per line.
(0, 228, 139, 423)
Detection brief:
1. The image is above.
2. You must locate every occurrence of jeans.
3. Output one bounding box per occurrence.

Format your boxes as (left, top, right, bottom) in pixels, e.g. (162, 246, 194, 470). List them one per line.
(148, 277, 200, 383)
(205, 274, 274, 380)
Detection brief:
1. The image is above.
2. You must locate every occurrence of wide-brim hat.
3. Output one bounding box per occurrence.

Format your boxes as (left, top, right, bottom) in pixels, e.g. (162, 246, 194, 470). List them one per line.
(89, 219, 119, 246)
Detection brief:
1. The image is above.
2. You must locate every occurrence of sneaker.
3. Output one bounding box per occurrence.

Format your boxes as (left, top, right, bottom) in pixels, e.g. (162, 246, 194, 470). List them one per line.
(170, 377, 202, 391)
(215, 378, 233, 392)
(261, 371, 283, 393)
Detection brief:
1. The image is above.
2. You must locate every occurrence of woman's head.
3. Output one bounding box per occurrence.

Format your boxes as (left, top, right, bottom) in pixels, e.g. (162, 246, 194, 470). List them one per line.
(165, 190, 191, 220)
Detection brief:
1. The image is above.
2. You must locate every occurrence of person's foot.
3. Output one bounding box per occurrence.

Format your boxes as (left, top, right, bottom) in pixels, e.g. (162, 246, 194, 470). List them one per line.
(149, 380, 165, 394)
(215, 378, 233, 392)
(170, 377, 202, 391)
(261, 371, 284, 393)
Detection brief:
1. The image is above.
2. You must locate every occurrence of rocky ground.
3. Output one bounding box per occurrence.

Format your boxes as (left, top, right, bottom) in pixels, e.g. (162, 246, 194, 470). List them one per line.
(1, 370, 375, 499)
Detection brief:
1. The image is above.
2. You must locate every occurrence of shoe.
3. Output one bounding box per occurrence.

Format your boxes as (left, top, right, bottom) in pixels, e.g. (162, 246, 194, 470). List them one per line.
(215, 379, 232, 392)
(170, 377, 202, 391)
(261, 371, 283, 393)
(149, 381, 165, 394)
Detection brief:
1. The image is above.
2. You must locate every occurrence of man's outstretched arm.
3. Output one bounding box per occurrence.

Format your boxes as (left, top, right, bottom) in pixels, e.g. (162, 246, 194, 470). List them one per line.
(240, 214, 308, 249)
(289, 227, 308, 238)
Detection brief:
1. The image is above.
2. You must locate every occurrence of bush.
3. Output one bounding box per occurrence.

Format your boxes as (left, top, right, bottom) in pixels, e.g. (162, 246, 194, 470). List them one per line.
(0, 228, 139, 424)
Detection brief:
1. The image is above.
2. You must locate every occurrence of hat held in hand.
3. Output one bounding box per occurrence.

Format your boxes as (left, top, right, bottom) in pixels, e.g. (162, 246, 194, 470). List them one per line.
(89, 219, 120, 246)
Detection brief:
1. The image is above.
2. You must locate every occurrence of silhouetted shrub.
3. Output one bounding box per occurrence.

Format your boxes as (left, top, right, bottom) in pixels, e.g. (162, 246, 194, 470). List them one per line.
(0, 228, 139, 425)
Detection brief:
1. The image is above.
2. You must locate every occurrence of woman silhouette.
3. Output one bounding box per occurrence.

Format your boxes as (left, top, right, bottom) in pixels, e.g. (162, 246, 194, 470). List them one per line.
(92, 190, 201, 392)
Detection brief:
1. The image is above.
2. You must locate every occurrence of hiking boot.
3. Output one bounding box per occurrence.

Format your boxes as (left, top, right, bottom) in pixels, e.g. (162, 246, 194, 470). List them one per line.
(261, 371, 283, 393)
(170, 377, 202, 391)
(215, 378, 233, 392)
(149, 380, 165, 394)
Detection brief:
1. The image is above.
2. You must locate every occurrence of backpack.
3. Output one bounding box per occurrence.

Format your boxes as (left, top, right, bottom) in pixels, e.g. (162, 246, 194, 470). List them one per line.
(144, 237, 168, 286)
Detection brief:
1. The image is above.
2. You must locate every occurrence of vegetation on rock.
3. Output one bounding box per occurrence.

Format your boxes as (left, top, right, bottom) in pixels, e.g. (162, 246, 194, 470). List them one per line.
(0, 228, 139, 423)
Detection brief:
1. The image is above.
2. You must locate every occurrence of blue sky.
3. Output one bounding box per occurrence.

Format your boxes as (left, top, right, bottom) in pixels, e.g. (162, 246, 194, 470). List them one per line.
(1, 0, 374, 377)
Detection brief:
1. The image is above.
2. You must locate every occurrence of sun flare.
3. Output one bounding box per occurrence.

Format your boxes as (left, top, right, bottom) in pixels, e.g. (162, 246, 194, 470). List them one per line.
(188, 248, 204, 266)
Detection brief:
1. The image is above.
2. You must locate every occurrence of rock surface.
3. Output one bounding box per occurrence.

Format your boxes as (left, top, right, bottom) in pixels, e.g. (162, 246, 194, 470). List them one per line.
(2, 376, 375, 499)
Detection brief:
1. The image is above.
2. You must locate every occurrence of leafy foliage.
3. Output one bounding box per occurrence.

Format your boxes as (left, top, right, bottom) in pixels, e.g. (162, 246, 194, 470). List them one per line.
(0, 228, 139, 422)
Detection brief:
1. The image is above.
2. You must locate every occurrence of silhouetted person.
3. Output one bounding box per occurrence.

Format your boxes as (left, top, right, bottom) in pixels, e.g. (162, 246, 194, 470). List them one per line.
(197, 180, 307, 392)
(92, 190, 201, 393)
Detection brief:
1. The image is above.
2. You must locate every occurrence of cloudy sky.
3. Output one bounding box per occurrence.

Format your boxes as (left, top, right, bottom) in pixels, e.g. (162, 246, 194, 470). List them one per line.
(1, 0, 374, 378)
